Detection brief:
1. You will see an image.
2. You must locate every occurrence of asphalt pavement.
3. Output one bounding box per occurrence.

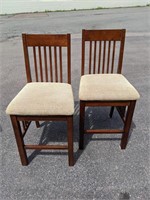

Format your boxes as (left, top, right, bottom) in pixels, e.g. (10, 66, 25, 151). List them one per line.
(0, 7, 150, 200)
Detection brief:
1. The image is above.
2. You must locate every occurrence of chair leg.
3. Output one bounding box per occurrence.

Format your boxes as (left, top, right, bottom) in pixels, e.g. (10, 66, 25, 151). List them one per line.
(79, 101, 85, 150)
(116, 106, 126, 121)
(109, 106, 115, 118)
(10, 115, 28, 165)
(120, 101, 136, 149)
(35, 121, 40, 128)
(67, 116, 74, 166)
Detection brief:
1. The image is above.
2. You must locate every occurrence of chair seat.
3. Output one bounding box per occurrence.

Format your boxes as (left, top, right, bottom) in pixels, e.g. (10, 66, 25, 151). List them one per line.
(79, 74, 140, 101)
(6, 82, 74, 116)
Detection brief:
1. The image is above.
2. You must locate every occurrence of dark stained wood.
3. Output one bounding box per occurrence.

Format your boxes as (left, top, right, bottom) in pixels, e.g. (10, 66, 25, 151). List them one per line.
(107, 41, 111, 73)
(10, 116, 28, 165)
(80, 29, 137, 150)
(44, 46, 48, 82)
(120, 101, 136, 149)
(81, 29, 126, 75)
(83, 29, 126, 41)
(111, 41, 116, 73)
(98, 41, 101, 73)
(79, 101, 85, 150)
(22, 34, 32, 82)
(67, 34, 71, 84)
(85, 101, 130, 107)
(22, 33, 71, 83)
(67, 116, 74, 166)
(59, 46, 63, 82)
(116, 106, 126, 123)
(10, 33, 74, 166)
(24, 34, 68, 46)
(49, 46, 53, 82)
(81, 30, 85, 75)
(54, 46, 58, 82)
(33, 47, 38, 81)
(22, 121, 31, 137)
(93, 41, 97, 73)
(38, 46, 43, 82)
(102, 41, 106, 73)
(25, 144, 68, 150)
(109, 106, 115, 118)
(89, 41, 92, 74)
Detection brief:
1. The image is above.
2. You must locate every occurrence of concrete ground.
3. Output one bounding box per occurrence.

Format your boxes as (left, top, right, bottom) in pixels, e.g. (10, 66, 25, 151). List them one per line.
(0, 7, 150, 200)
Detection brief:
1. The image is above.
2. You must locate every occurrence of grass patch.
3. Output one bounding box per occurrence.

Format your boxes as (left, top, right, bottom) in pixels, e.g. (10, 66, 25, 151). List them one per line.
(0, 5, 149, 16)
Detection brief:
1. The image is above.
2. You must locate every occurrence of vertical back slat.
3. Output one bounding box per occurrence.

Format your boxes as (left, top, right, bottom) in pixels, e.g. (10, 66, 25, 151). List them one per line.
(107, 41, 111, 73)
(111, 41, 116, 73)
(93, 41, 97, 74)
(117, 30, 125, 73)
(89, 41, 92, 74)
(33, 47, 38, 81)
(67, 34, 71, 84)
(38, 46, 43, 82)
(81, 31, 85, 75)
(102, 41, 106, 73)
(98, 41, 101, 73)
(59, 46, 63, 82)
(22, 34, 32, 82)
(44, 46, 48, 82)
(54, 46, 58, 82)
(49, 46, 53, 82)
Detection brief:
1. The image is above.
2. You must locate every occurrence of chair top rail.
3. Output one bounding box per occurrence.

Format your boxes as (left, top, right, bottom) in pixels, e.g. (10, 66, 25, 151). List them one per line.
(22, 33, 70, 47)
(82, 29, 126, 41)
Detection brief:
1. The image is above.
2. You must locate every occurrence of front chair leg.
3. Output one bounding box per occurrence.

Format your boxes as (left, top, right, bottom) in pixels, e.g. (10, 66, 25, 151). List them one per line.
(67, 116, 74, 166)
(10, 115, 28, 165)
(79, 101, 85, 150)
(120, 101, 136, 149)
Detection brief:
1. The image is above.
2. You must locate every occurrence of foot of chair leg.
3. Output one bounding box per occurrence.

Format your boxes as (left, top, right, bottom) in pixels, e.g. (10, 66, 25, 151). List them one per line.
(21, 159, 29, 166)
(120, 134, 128, 149)
(120, 101, 136, 150)
(109, 106, 114, 118)
(10, 115, 28, 166)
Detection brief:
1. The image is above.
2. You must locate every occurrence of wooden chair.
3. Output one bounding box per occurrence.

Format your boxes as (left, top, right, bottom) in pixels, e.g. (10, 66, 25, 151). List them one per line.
(79, 29, 140, 150)
(6, 33, 74, 166)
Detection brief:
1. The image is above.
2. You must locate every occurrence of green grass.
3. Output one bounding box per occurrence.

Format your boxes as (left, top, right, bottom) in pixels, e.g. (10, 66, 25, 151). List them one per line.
(0, 5, 150, 16)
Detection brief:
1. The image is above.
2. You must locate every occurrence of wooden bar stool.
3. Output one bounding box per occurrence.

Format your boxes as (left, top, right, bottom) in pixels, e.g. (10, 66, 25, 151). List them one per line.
(79, 29, 140, 150)
(6, 33, 74, 166)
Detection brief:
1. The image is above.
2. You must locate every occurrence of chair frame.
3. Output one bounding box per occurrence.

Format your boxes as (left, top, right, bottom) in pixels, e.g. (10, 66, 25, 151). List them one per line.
(79, 29, 136, 150)
(9, 33, 74, 166)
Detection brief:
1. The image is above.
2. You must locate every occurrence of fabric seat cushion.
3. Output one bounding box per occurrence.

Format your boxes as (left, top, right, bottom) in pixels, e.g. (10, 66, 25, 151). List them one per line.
(79, 74, 140, 101)
(6, 82, 74, 116)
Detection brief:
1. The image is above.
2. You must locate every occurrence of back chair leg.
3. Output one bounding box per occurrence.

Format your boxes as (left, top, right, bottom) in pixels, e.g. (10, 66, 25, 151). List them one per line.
(67, 116, 74, 166)
(10, 115, 28, 166)
(35, 121, 40, 128)
(120, 101, 136, 149)
(109, 106, 115, 118)
(116, 106, 126, 121)
(79, 101, 85, 150)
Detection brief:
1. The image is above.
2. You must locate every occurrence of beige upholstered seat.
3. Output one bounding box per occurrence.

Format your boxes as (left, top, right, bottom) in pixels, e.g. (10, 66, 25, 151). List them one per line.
(79, 74, 140, 101)
(6, 82, 74, 116)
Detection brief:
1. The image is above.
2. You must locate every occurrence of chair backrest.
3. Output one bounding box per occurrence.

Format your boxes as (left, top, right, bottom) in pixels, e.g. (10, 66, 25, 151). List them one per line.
(81, 29, 126, 75)
(22, 34, 71, 83)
